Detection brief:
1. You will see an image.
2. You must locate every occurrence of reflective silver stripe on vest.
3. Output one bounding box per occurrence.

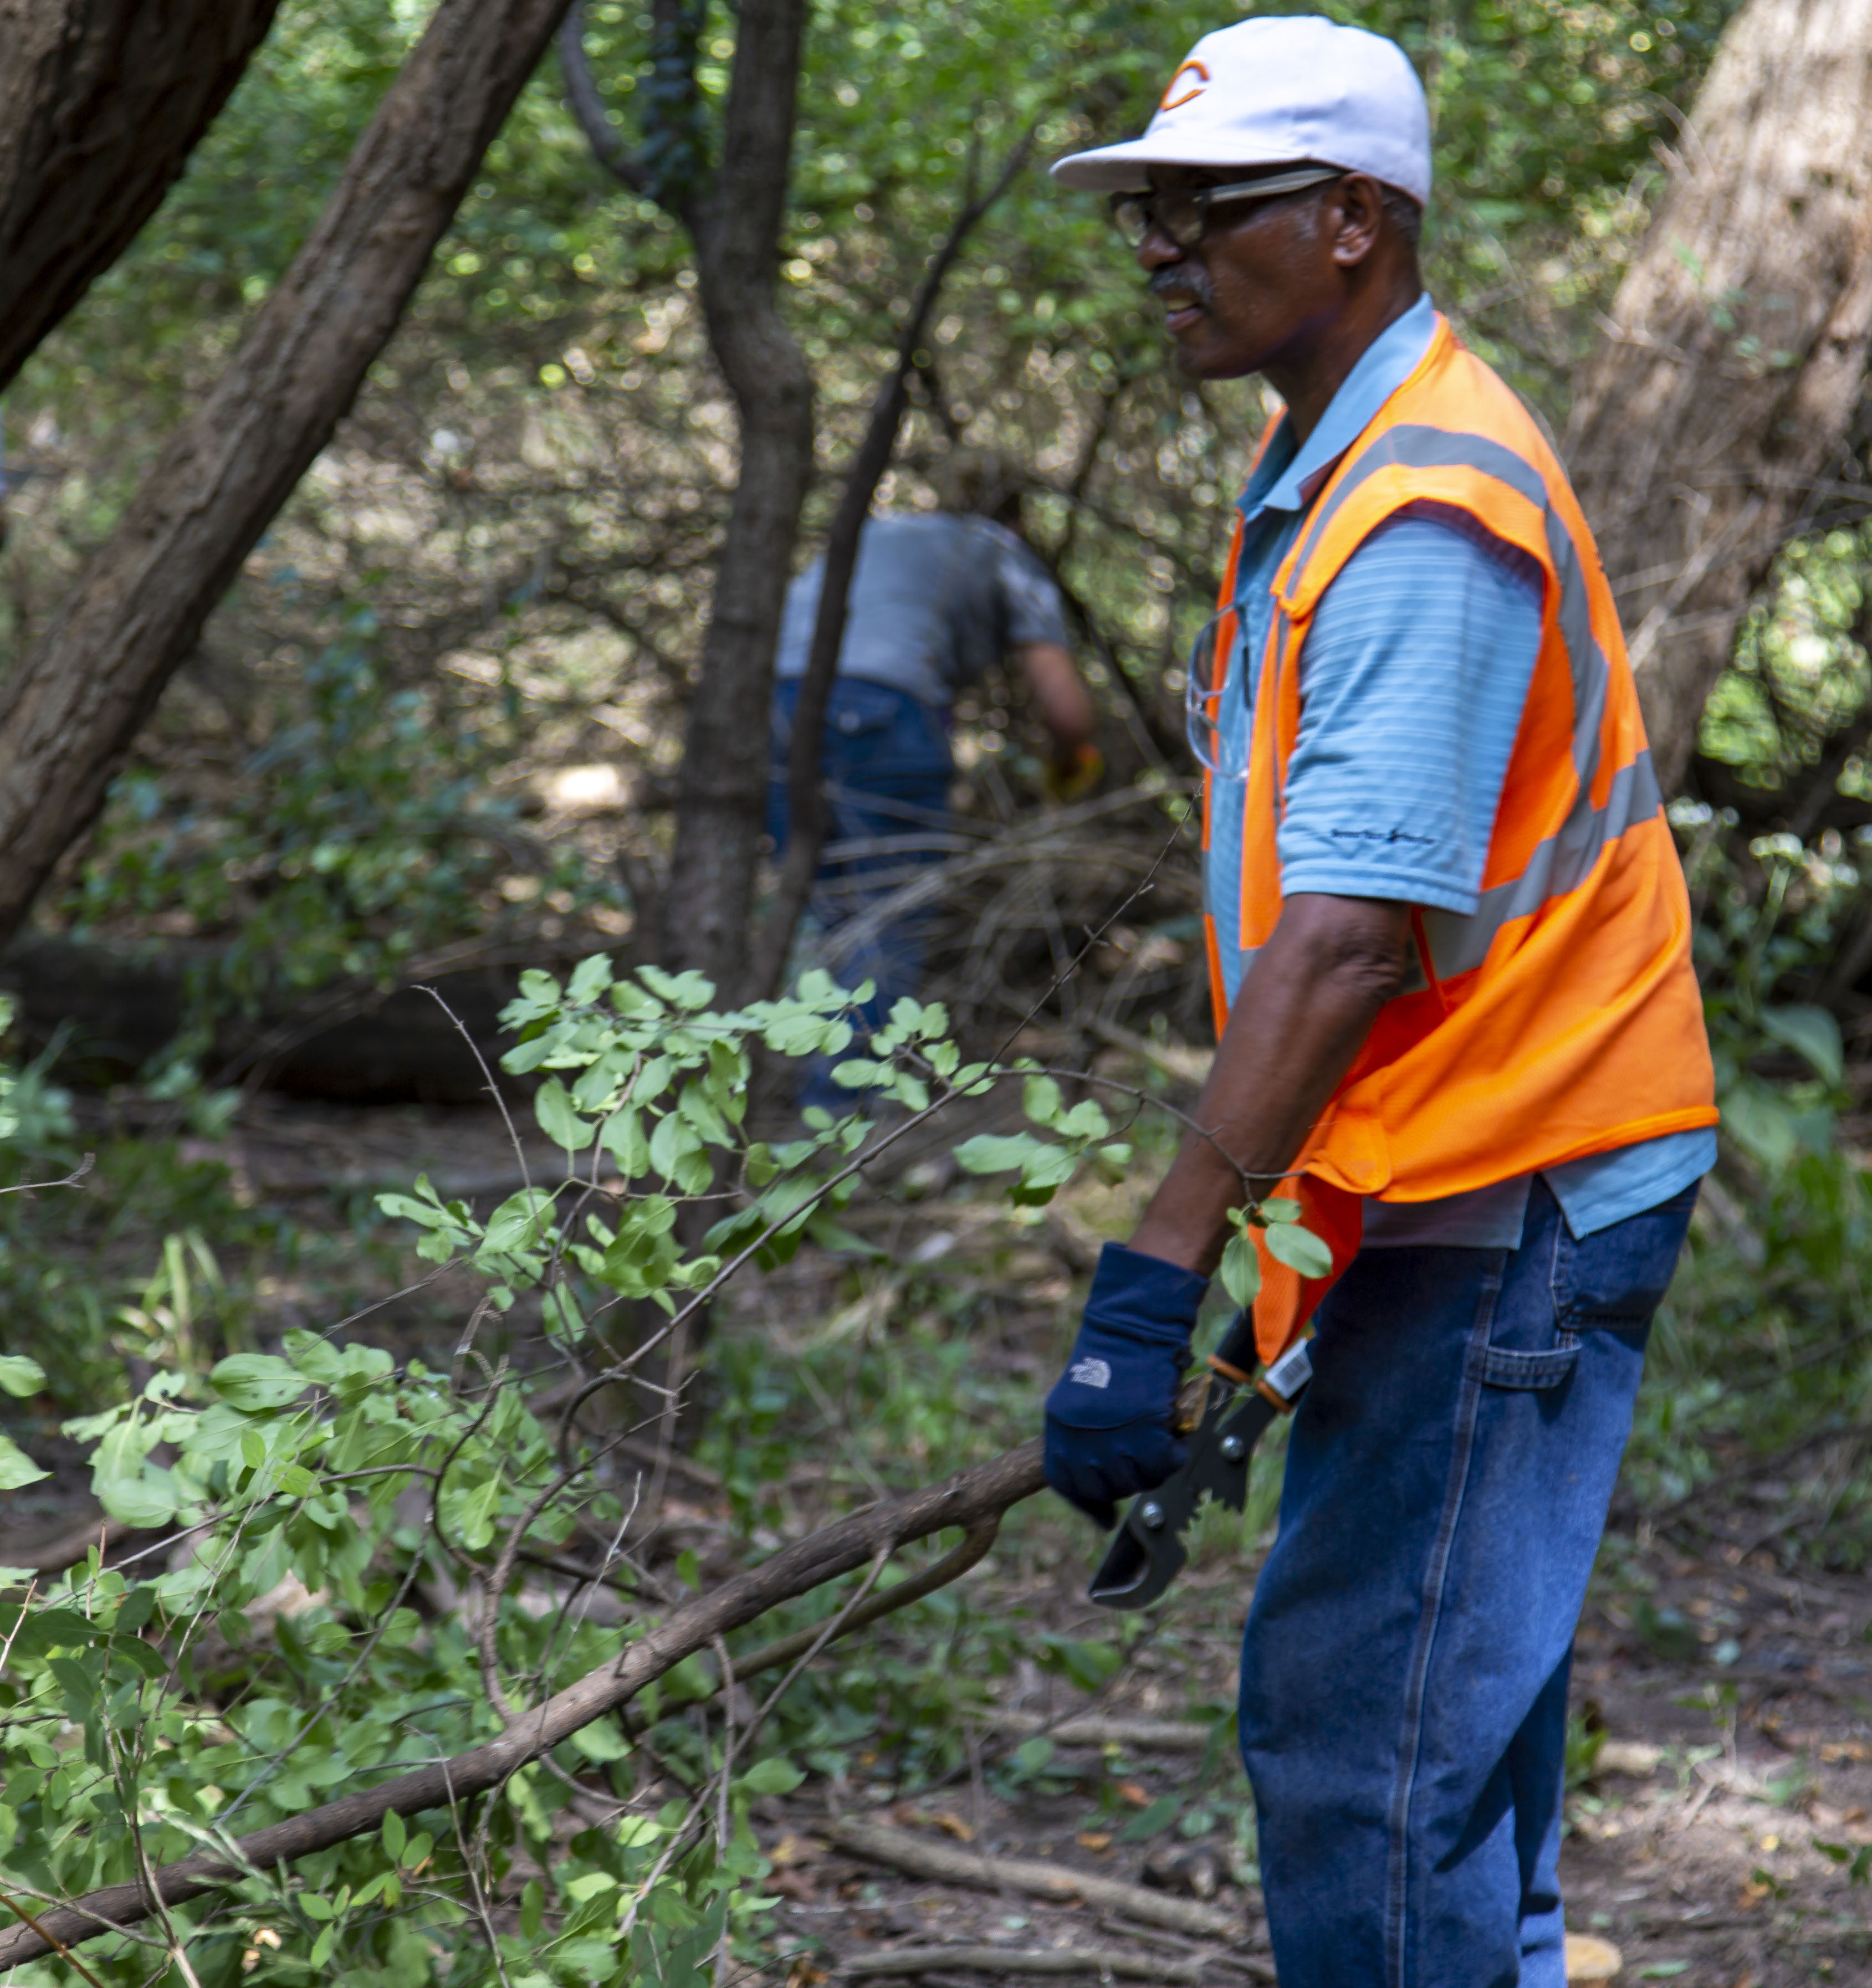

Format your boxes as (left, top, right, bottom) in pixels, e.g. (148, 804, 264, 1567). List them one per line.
(1283, 424, 1610, 796)
(1402, 750, 1663, 986)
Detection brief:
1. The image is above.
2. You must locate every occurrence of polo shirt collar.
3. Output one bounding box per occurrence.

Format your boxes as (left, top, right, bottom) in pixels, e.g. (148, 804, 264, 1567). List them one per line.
(1239, 291, 1439, 527)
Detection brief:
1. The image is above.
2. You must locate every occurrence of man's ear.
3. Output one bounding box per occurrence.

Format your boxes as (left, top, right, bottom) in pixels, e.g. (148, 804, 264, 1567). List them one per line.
(1328, 172, 1384, 271)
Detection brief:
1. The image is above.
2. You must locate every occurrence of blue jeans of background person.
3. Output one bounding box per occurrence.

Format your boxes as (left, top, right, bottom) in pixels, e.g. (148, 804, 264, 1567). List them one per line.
(1239, 1177, 1696, 1988)
(768, 678, 953, 1105)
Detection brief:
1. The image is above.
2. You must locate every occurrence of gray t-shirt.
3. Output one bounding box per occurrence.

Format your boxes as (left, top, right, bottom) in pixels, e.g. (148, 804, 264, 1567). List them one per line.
(774, 512, 1072, 709)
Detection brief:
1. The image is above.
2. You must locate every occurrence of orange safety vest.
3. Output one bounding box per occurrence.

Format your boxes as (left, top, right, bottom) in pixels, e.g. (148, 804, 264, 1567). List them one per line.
(1200, 316, 1718, 1361)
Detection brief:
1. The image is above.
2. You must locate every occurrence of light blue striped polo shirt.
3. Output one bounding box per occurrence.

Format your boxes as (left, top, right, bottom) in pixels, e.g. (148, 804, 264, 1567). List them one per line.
(1206, 294, 1712, 1247)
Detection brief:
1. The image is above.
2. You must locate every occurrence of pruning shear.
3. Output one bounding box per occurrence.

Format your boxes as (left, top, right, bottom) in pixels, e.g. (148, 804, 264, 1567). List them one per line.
(1087, 1311, 1312, 1610)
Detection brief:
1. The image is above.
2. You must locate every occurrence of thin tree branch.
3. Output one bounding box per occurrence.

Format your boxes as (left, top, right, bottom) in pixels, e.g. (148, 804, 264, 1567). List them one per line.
(556, 0, 649, 193)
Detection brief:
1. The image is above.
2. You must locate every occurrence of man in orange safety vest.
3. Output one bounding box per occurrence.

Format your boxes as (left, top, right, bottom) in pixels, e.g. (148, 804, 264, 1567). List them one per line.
(1040, 18, 1716, 1986)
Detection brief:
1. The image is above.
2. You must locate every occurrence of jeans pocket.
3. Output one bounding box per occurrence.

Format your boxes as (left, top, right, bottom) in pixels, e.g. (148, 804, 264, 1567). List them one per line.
(826, 680, 907, 739)
(1553, 1182, 1699, 1331)
(1469, 1336, 1580, 1390)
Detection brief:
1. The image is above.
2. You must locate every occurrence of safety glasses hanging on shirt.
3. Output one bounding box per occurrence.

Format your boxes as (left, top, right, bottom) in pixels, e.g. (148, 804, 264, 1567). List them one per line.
(1184, 610, 1251, 783)
(1109, 167, 1343, 250)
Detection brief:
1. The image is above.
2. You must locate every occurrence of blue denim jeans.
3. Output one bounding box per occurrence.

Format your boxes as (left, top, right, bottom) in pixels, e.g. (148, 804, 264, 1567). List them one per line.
(769, 679, 953, 1103)
(1239, 1177, 1697, 1988)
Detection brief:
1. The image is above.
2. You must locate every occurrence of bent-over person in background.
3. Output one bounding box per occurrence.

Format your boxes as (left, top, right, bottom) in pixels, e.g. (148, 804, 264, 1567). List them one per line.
(768, 457, 1098, 1106)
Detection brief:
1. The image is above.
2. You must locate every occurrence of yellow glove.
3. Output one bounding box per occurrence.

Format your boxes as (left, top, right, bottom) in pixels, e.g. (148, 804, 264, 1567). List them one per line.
(1043, 742, 1104, 805)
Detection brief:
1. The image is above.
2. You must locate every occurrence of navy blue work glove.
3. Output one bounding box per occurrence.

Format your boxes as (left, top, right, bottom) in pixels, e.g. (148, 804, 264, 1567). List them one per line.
(1044, 1241, 1209, 1528)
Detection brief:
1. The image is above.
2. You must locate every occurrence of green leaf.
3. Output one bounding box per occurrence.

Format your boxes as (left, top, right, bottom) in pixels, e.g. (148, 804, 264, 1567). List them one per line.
(1036, 1632, 1121, 1693)
(953, 1133, 1044, 1175)
(648, 1109, 703, 1182)
(534, 1077, 590, 1154)
(0, 1603, 91, 1658)
(309, 1926, 336, 1969)
(98, 1472, 178, 1525)
(829, 1058, 886, 1089)
(1263, 1222, 1332, 1279)
(0, 1357, 44, 1399)
(1218, 1230, 1262, 1308)
(570, 1716, 630, 1764)
(107, 1637, 169, 1681)
(1116, 1794, 1181, 1843)
(638, 965, 715, 1011)
(566, 953, 615, 1005)
(382, 1810, 406, 1862)
(562, 1869, 619, 1903)
(209, 1354, 310, 1411)
(1761, 1003, 1844, 1085)
(1720, 1080, 1802, 1171)
(0, 1434, 46, 1492)
(1023, 1074, 1064, 1125)
(481, 1188, 555, 1253)
(737, 1756, 805, 1795)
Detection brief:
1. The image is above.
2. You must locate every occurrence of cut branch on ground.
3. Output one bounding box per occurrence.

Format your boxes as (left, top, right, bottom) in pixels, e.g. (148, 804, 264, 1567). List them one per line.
(0, 1439, 1047, 1966)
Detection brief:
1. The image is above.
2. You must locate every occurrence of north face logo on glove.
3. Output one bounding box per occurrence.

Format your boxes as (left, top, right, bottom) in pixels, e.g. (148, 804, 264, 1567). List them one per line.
(1069, 1357, 1112, 1388)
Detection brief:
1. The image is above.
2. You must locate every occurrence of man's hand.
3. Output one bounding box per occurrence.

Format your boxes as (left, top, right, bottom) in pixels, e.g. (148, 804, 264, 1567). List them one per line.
(1044, 1241, 1209, 1527)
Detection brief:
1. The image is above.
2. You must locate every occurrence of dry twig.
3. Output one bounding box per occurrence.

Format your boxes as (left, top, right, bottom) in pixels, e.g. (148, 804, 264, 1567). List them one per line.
(822, 1819, 1243, 1941)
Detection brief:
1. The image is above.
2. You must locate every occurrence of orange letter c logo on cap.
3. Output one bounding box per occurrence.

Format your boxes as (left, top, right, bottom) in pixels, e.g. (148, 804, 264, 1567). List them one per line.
(1159, 59, 1209, 112)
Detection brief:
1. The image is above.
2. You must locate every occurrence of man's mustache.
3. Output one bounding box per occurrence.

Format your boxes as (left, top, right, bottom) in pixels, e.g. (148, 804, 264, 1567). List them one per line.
(1148, 264, 1214, 308)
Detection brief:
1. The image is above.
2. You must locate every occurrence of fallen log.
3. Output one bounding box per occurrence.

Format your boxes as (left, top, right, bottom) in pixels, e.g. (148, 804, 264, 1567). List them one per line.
(981, 1713, 1221, 1754)
(840, 1946, 1217, 1981)
(0, 1441, 1048, 1966)
(0, 935, 536, 1102)
(822, 1818, 1244, 1942)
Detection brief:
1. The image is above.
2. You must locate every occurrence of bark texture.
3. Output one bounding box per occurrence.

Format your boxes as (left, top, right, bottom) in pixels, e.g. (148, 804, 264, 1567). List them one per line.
(1567, 0, 1872, 795)
(0, 1440, 1045, 1966)
(562, 0, 816, 991)
(0, 0, 282, 395)
(658, 0, 815, 990)
(0, 0, 574, 951)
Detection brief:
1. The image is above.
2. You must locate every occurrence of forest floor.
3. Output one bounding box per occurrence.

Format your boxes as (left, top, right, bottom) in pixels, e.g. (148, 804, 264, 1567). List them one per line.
(0, 1087, 1866, 1987)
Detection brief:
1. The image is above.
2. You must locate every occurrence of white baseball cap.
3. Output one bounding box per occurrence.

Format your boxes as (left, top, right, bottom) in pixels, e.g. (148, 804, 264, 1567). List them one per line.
(1051, 16, 1431, 208)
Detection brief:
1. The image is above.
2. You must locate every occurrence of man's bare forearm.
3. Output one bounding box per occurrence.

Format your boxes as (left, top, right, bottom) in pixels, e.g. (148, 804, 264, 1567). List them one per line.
(1016, 642, 1096, 765)
(1131, 893, 1411, 1275)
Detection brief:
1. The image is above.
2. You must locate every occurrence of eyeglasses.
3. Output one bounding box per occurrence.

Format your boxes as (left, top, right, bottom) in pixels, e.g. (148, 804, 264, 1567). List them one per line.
(1184, 611, 1249, 782)
(1110, 167, 1343, 249)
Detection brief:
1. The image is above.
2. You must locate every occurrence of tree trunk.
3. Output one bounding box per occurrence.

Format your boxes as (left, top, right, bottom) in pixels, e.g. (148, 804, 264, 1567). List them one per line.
(657, 0, 815, 990)
(0, 0, 283, 396)
(748, 133, 1035, 1002)
(0, 0, 573, 951)
(1567, 0, 1872, 796)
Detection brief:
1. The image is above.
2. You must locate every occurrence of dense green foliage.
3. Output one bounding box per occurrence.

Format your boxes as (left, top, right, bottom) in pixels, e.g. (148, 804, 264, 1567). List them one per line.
(0, 957, 1323, 1984)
